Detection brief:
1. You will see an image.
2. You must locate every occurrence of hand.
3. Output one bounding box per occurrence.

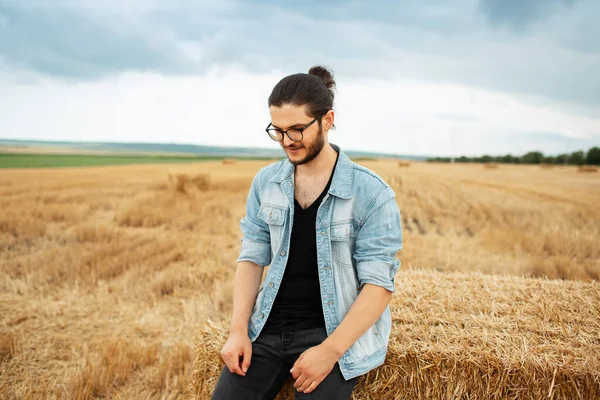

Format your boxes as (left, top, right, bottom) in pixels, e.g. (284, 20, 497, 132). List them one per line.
(220, 331, 252, 376)
(290, 343, 341, 394)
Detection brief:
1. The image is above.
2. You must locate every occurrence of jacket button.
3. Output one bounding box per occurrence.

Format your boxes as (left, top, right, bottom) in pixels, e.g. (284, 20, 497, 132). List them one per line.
(280, 250, 286, 256)
(268, 282, 274, 288)
(260, 313, 264, 319)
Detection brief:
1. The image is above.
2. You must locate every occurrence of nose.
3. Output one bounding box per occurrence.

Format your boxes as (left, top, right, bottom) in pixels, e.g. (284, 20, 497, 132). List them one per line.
(282, 134, 294, 148)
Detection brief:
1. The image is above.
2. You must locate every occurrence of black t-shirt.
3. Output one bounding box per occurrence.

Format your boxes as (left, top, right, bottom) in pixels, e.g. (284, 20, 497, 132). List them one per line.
(262, 153, 339, 334)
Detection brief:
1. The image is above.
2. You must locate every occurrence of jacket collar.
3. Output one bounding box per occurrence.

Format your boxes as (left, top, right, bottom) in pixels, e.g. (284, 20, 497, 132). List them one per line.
(270, 143, 353, 199)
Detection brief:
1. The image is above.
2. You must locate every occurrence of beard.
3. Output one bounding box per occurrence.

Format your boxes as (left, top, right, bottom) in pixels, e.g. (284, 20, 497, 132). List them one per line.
(284, 124, 326, 166)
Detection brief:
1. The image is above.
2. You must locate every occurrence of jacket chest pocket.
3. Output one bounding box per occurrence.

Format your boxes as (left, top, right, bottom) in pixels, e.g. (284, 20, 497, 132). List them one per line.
(330, 221, 355, 268)
(257, 204, 287, 258)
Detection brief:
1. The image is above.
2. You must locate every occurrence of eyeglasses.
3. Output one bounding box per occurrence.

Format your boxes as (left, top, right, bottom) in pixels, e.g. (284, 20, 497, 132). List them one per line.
(265, 117, 318, 142)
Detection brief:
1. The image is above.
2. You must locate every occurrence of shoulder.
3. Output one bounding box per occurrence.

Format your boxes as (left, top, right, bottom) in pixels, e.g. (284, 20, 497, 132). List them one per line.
(350, 161, 395, 202)
(351, 162, 389, 187)
(252, 158, 287, 188)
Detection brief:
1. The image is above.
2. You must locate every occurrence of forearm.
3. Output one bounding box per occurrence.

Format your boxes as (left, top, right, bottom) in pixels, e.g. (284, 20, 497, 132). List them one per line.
(323, 284, 392, 358)
(228, 260, 264, 335)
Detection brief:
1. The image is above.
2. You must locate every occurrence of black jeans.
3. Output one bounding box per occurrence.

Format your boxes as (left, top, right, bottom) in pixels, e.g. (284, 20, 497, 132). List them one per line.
(211, 326, 359, 400)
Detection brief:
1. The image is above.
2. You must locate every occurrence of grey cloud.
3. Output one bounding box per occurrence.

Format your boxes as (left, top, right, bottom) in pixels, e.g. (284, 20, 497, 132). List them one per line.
(232, 0, 600, 111)
(0, 2, 198, 79)
(1, 0, 599, 112)
(478, 0, 577, 30)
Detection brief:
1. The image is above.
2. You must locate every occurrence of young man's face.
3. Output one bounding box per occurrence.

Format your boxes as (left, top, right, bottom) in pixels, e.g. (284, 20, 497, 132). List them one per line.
(268, 104, 328, 166)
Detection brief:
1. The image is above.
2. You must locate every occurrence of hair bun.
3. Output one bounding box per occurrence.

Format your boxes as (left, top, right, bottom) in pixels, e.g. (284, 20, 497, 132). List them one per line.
(308, 65, 336, 91)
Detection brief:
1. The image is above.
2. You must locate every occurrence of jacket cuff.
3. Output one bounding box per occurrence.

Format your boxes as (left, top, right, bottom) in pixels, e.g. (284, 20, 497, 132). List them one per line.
(236, 238, 271, 267)
(356, 259, 400, 293)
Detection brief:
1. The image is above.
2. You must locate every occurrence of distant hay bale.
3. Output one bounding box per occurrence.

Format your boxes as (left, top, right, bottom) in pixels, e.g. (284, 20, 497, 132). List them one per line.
(352, 157, 376, 163)
(397, 160, 411, 167)
(222, 158, 236, 165)
(192, 269, 600, 400)
(167, 173, 211, 193)
(484, 162, 499, 169)
(540, 163, 555, 169)
(190, 174, 211, 190)
(578, 165, 598, 173)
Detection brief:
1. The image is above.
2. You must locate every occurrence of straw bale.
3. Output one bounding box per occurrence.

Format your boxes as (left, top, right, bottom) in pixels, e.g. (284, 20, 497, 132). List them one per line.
(484, 163, 499, 169)
(352, 157, 376, 163)
(222, 158, 237, 165)
(192, 269, 600, 399)
(540, 163, 555, 169)
(397, 160, 411, 167)
(578, 165, 598, 173)
(167, 173, 211, 193)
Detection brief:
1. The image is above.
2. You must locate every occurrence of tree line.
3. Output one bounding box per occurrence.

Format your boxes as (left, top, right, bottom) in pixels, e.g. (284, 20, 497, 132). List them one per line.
(427, 146, 600, 165)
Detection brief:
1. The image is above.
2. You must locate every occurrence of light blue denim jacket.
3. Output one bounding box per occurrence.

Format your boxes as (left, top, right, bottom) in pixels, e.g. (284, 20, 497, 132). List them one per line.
(236, 144, 403, 380)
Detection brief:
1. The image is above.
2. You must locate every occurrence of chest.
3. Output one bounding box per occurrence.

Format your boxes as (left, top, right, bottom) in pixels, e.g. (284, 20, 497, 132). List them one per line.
(294, 175, 330, 210)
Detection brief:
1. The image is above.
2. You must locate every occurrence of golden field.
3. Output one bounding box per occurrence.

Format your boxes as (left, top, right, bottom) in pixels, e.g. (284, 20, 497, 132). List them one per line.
(1, 158, 599, 399)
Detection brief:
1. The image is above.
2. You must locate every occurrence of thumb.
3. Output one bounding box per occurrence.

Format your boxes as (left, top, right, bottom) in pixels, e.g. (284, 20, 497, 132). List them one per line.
(242, 342, 252, 373)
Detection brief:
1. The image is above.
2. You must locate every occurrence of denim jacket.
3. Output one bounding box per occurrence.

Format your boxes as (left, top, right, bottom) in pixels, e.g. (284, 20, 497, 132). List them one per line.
(236, 144, 403, 380)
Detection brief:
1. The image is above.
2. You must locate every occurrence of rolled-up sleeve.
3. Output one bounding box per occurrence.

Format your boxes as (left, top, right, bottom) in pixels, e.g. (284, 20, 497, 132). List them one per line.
(354, 186, 403, 293)
(236, 172, 272, 267)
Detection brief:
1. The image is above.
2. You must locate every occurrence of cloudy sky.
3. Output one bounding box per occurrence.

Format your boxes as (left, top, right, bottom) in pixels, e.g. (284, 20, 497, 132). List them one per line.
(1, 0, 599, 157)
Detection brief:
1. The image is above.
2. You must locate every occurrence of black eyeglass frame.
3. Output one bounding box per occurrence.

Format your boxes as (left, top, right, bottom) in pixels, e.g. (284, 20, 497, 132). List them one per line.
(265, 116, 319, 142)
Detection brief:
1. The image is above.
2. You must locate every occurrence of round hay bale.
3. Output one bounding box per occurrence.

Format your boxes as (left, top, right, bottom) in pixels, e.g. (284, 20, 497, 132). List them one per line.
(191, 173, 211, 190)
(540, 163, 555, 169)
(192, 269, 600, 399)
(352, 157, 376, 163)
(397, 160, 411, 168)
(222, 158, 236, 165)
(167, 173, 211, 193)
(484, 162, 499, 169)
(578, 165, 598, 173)
(167, 173, 189, 193)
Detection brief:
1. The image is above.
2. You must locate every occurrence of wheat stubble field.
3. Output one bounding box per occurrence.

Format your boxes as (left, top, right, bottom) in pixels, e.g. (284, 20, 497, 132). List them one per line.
(1, 158, 599, 399)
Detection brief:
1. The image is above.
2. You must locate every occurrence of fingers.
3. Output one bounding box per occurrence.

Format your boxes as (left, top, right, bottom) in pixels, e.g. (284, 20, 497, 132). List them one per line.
(220, 336, 253, 377)
(303, 381, 318, 394)
(222, 353, 235, 375)
(295, 375, 317, 393)
(294, 373, 309, 391)
(221, 350, 245, 376)
(220, 348, 231, 372)
(290, 357, 301, 379)
(230, 353, 246, 376)
(290, 366, 299, 380)
(241, 342, 252, 373)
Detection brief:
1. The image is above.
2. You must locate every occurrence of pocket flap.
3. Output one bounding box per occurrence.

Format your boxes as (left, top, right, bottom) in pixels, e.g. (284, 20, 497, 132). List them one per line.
(331, 222, 353, 241)
(257, 204, 286, 226)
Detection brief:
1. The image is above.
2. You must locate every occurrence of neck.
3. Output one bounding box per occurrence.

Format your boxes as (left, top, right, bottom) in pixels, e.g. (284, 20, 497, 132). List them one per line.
(295, 143, 337, 178)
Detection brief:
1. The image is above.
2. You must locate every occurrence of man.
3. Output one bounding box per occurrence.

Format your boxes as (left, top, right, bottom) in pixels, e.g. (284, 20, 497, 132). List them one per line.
(212, 66, 403, 400)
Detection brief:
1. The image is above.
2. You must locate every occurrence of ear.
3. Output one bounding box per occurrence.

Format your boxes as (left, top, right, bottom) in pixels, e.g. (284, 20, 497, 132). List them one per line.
(322, 110, 335, 131)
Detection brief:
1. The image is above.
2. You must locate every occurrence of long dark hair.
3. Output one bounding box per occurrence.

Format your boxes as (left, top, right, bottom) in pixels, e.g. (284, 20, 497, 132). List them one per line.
(268, 66, 336, 120)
